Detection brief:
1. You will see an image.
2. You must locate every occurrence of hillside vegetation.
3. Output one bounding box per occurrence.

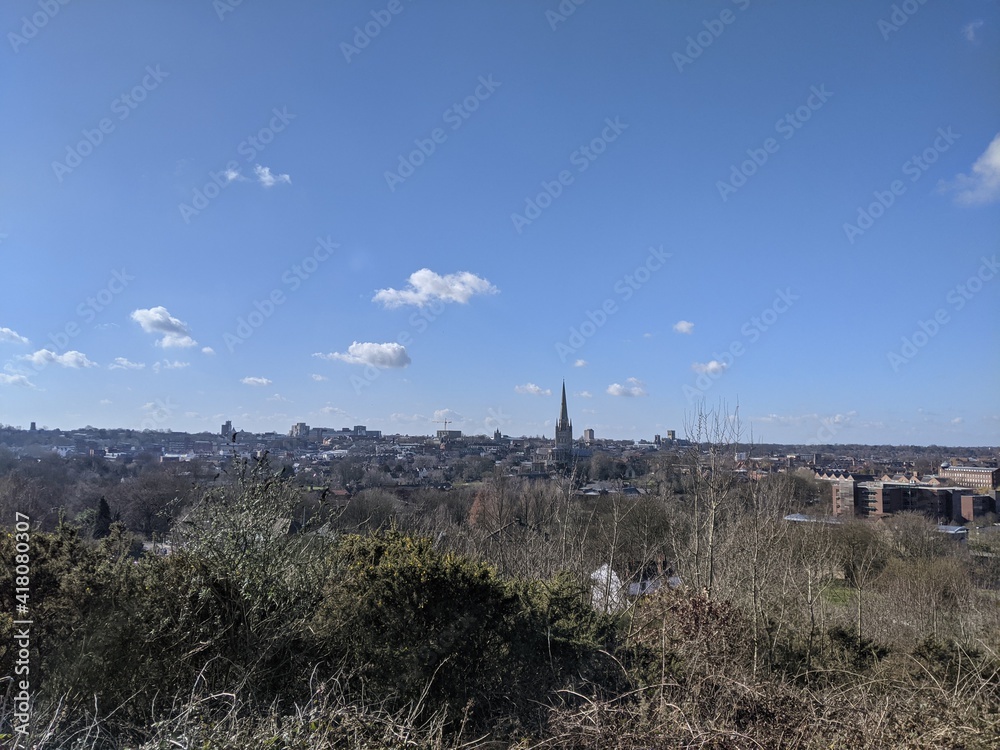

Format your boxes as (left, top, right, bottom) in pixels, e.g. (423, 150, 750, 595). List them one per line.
(1, 451, 998, 749)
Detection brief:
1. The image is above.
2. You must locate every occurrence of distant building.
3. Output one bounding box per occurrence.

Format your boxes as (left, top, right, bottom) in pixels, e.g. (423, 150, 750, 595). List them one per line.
(553, 382, 573, 464)
(831, 478, 995, 524)
(437, 430, 462, 440)
(289, 422, 310, 438)
(583, 428, 595, 443)
(29, 422, 36, 431)
(221, 420, 233, 438)
(939, 465, 998, 489)
(666, 430, 676, 441)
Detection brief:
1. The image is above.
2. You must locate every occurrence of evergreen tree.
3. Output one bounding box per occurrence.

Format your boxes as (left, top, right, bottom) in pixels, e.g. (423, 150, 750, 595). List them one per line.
(93, 496, 112, 539)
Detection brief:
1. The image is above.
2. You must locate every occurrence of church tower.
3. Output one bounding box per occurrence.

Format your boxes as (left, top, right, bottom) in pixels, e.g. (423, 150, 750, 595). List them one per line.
(554, 381, 573, 463)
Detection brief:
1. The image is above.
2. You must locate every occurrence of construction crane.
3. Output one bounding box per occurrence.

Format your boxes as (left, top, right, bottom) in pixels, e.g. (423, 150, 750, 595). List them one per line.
(433, 418, 452, 431)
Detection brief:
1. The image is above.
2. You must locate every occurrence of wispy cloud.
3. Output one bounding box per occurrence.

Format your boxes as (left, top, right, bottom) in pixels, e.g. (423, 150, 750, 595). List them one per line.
(692, 360, 728, 375)
(576, 390, 593, 398)
(0, 327, 29, 345)
(153, 360, 189, 373)
(673, 320, 694, 334)
(514, 382, 552, 396)
(131, 306, 197, 348)
(941, 132, 1000, 205)
(311, 373, 328, 381)
(963, 19, 983, 43)
(573, 359, 587, 367)
(254, 164, 291, 187)
(373, 269, 498, 308)
(201, 346, 215, 355)
(241, 376, 272, 386)
(108, 357, 145, 370)
(20, 349, 97, 368)
(315, 342, 411, 369)
(607, 377, 646, 397)
(0, 373, 34, 387)
(390, 412, 427, 423)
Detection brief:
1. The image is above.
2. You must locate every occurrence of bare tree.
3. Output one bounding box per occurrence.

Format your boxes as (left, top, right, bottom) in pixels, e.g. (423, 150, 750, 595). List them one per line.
(682, 401, 743, 599)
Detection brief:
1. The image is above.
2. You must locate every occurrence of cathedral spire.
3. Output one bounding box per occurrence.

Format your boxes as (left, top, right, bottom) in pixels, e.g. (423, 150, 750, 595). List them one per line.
(554, 380, 573, 465)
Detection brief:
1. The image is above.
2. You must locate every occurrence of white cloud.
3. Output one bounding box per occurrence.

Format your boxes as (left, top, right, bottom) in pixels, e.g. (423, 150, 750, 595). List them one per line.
(390, 412, 426, 423)
(514, 382, 552, 396)
(152, 360, 189, 373)
(573, 359, 587, 367)
(963, 19, 983, 43)
(433, 408, 463, 423)
(319, 405, 349, 417)
(131, 306, 197, 348)
(951, 417, 964, 424)
(267, 393, 290, 402)
(201, 347, 215, 355)
(241, 376, 272, 386)
(311, 373, 328, 381)
(254, 164, 290, 187)
(0, 373, 34, 387)
(224, 167, 244, 183)
(576, 390, 593, 398)
(673, 320, 694, 334)
(108, 357, 145, 370)
(99, 399, 112, 405)
(316, 342, 411, 369)
(373, 269, 498, 308)
(20, 349, 97, 368)
(607, 377, 646, 397)
(0, 327, 29, 345)
(692, 360, 728, 375)
(942, 133, 1000, 205)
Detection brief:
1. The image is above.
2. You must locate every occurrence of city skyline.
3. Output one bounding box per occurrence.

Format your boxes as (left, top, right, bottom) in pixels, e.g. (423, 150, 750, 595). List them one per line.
(1, 1, 998, 445)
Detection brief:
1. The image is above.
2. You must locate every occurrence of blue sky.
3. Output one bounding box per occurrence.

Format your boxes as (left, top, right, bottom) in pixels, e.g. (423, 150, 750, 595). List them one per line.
(1, 0, 998, 445)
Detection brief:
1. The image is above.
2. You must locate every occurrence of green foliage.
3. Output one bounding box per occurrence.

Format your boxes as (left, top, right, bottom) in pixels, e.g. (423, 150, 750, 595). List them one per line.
(93, 496, 112, 539)
(312, 531, 608, 729)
